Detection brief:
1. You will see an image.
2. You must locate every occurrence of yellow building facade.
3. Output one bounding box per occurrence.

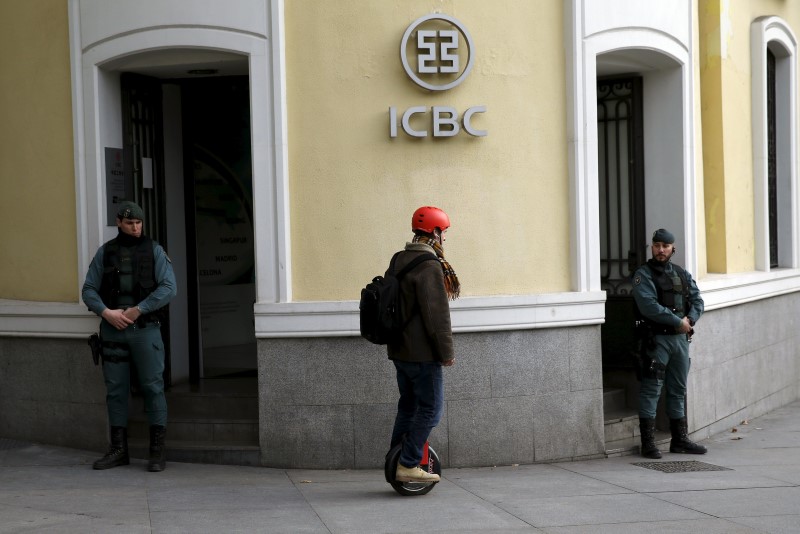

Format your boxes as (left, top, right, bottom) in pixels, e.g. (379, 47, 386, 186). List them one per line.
(1, 0, 798, 468)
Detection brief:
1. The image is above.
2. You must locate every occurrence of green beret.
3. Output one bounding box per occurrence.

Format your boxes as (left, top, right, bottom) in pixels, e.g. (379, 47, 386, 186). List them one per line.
(117, 201, 144, 221)
(652, 228, 675, 244)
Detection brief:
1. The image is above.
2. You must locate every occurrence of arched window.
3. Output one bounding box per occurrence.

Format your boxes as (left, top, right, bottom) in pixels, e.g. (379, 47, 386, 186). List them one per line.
(751, 17, 798, 270)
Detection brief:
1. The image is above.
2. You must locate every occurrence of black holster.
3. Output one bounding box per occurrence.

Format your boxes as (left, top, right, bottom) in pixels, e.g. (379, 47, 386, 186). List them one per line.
(88, 333, 102, 366)
(632, 320, 666, 380)
(642, 357, 666, 380)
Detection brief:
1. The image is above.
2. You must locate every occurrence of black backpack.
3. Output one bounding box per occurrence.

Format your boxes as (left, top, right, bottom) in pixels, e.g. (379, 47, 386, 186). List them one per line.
(359, 252, 438, 345)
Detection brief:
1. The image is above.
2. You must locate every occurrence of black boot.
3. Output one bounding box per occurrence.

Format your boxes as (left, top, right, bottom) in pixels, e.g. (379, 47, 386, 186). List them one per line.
(147, 425, 167, 472)
(93, 426, 129, 470)
(669, 417, 707, 454)
(639, 418, 662, 459)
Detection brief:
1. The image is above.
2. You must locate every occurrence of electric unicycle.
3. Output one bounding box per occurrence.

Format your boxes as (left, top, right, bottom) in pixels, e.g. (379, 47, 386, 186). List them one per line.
(384, 441, 442, 496)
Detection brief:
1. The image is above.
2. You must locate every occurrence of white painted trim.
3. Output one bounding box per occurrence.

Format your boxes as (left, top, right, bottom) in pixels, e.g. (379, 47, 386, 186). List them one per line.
(699, 269, 800, 310)
(68, 0, 90, 300)
(0, 301, 99, 338)
(68, 1, 290, 307)
(568, 17, 697, 288)
(253, 292, 608, 338)
(565, 0, 593, 292)
(751, 16, 798, 271)
(0, 293, 605, 339)
(266, 0, 291, 303)
(7, 270, 800, 338)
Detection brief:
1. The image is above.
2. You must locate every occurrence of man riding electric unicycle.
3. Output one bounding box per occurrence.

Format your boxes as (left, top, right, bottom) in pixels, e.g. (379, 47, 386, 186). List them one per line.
(361, 206, 459, 496)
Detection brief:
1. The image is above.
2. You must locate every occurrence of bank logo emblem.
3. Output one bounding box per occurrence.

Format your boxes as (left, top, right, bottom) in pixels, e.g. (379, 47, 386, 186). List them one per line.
(400, 14, 475, 92)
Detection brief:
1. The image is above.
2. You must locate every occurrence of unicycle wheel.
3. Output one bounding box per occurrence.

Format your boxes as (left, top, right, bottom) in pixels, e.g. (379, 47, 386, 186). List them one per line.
(384, 441, 442, 496)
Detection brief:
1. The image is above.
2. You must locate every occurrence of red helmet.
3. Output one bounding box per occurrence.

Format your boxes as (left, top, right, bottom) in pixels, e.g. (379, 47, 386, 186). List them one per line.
(412, 206, 450, 234)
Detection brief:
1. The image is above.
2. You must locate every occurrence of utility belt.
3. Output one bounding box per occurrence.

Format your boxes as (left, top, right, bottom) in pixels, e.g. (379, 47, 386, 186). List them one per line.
(649, 325, 680, 335)
(134, 314, 160, 328)
(87, 335, 130, 365)
(87, 313, 160, 366)
(649, 322, 695, 339)
(118, 306, 161, 329)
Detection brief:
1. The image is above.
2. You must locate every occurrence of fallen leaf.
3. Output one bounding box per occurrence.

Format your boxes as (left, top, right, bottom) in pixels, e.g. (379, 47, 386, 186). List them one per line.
(741, 419, 749, 425)
(731, 436, 743, 440)
(299, 480, 312, 484)
(731, 427, 738, 433)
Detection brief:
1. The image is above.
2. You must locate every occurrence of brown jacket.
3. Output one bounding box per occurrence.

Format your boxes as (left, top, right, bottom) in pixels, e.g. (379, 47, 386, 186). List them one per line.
(386, 242, 454, 363)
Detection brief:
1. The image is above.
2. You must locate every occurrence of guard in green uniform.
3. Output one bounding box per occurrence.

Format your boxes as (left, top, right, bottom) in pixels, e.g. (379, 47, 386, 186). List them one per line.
(82, 202, 177, 472)
(632, 228, 707, 459)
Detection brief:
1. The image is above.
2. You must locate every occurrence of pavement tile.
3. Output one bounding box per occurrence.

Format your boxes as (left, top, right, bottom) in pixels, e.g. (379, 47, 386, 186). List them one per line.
(0, 503, 125, 534)
(446, 463, 634, 500)
(0, 464, 147, 490)
(504, 492, 708, 527)
(150, 509, 330, 534)
(734, 464, 800, 485)
(541, 517, 763, 533)
(0, 443, 95, 467)
(142, 462, 292, 488)
(559, 461, 792, 493)
(727, 514, 800, 534)
(0, 487, 150, 531)
(286, 468, 379, 484)
(0, 400, 797, 533)
(294, 478, 534, 534)
(692, 447, 800, 467)
(652, 486, 800, 518)
(146, 484, 313, 513)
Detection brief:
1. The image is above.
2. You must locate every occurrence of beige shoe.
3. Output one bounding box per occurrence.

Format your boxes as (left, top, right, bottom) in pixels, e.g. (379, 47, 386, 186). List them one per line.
(395, 462, 440, 483)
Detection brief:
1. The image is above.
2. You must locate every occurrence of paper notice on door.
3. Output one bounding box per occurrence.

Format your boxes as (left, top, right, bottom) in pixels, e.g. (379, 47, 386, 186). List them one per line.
(142, 157, 154, 189)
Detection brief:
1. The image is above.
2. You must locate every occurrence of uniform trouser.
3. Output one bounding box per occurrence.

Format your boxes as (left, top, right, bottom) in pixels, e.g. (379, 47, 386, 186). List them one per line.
(639, 333, 691, 419)
(100, 320, 167, 427)
(390, 361, 444, 468)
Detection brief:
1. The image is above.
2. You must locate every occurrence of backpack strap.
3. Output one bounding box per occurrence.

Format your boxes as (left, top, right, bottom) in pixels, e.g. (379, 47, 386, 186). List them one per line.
(393, 252, 439, 280)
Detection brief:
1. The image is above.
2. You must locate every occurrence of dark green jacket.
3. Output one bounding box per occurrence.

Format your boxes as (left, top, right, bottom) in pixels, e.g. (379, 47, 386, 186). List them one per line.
(386, 243, 454, 363)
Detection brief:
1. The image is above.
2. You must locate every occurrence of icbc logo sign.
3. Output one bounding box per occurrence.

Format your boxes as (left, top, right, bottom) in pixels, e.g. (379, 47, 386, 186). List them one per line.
(390, 14, 487, 138)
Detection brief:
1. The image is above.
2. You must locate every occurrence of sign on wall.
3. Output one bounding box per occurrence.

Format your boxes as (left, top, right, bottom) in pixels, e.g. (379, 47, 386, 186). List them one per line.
(390, 14, 487, 138)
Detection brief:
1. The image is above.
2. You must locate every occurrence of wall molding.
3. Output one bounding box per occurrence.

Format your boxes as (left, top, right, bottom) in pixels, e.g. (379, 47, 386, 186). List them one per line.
(700, 268, 800, 310)
(5, 272, 800, 338)
(253, 292, 608, 338)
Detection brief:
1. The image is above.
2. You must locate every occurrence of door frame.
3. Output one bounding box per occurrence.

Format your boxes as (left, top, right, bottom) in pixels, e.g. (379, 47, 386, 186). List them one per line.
(565, 12, 698, 294)
(69, 3, 290, 322)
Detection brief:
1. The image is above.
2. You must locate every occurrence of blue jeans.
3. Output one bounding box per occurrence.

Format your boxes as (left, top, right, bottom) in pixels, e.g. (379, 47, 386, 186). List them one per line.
(390, 360, 444, 468)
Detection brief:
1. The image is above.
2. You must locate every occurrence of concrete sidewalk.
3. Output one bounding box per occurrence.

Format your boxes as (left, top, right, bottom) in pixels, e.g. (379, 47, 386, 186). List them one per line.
(1, 401, 799, 534)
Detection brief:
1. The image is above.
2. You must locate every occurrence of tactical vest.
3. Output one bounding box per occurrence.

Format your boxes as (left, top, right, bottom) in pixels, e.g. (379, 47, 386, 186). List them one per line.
(643, 259, 691, 317)
(99, 237, 156, 309)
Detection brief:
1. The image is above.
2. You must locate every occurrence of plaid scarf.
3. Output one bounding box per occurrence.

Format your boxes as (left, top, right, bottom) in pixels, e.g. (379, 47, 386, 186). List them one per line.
(412, 235, 461, 300)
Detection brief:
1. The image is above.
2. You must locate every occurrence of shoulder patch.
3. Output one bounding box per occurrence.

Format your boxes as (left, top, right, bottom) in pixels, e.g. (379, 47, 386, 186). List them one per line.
(633, 275, 641, 286)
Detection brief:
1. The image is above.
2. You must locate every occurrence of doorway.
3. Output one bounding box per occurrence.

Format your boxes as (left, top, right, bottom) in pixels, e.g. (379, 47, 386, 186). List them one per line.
(594, 53, 688, 445)
(180, 76, 257, 380)
(597, 75, 646, 379)
(121, 69, 256, 385)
